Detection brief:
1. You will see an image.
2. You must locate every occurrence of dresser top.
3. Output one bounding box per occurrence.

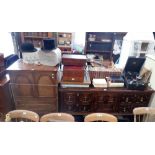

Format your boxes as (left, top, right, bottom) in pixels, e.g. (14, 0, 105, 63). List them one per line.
(7, 59, 58, 72)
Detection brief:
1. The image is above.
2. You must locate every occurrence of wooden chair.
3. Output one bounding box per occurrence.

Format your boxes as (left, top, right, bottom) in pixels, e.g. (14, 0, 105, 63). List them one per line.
(5, 110, 39, 122)
(133, 107, 155, 122)
(40, 113, 75, 122)
(84, 113, 118, 122)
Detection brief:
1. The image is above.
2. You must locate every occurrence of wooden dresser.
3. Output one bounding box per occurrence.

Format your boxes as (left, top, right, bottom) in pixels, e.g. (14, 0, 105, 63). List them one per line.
(0, 76, 13, 118)
(59, 87, 154, 116)
(7, 59, 59, 116)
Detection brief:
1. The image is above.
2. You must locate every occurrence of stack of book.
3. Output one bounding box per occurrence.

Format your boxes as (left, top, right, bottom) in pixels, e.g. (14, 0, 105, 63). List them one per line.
(88, 66, 122, 80)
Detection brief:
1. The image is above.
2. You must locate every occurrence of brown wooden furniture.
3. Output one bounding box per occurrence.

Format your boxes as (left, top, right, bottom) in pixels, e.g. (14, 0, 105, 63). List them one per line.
(85, 32, 126, 60)
(59, 87, 154, 116)
(40, 112, 75, 122)
(133, 107, 155, 122)
(84, 113, 118, 122)
(62, 54, 87, 66)
(20, 32, 54, 48)
(0, 76, 13, 121)
(0, 53, 6, 79)
(7, 59, 59, 116)
(62, 66, 85, 82)
(5, 110, 39, 122)
(57, 32, 72, 53)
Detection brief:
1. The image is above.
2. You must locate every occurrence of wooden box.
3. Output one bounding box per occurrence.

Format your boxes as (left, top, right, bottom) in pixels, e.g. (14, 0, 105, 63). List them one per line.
(62, 54, 87, 66)
(62, 66, 85, 82)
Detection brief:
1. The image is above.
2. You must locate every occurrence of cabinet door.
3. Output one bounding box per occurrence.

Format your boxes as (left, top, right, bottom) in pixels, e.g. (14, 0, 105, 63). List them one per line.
(9, 71, 34, 97)
(34, 71, 57, 97)
(11, 84, 34, 97)
(34, 71, 57, 85)
(77, 92, 93, 112)
(117, 93, 151, 114)
(132, 93, 152, 109)
(61, 92, 76, 112)
(9, 71, 34, 84)
(93, 92, 117, 113)
(118, 94, 134, 113)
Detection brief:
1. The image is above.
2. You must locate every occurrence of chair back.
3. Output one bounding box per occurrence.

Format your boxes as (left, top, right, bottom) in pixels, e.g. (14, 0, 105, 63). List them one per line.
(133, 107, 155, 122)
(5, 110, 39, 122)
(40, 113, 75, 122)
(84, 113, 118, 122)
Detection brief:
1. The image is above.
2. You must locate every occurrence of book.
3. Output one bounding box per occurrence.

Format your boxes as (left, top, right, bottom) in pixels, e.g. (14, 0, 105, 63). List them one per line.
(88, 66, 122, 80)
(92, 78, 107, 88)
(108, 82, 124, 88)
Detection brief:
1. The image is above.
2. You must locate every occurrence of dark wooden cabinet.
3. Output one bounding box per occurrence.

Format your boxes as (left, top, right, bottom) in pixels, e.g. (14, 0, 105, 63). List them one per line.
(7, 59, 58, 116)
(85, 32, 127, 60)
(20, 32, 53, 48)
(59, 87, 154, 115)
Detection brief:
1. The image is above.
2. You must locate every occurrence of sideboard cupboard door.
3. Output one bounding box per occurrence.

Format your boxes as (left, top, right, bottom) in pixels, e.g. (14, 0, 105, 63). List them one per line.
(36, 86, 57, 97)
(118, 92, 153, 114)
(78, 92, 93, 112)
(61, 92, 76, 112)
(93, 92, 117, 113)
(9, 71, 33, 84)
(34, 71, 57, 85)
(34, 71, 57, 97)
(10, 84, 34, 97)
(9, 71, 35, 97)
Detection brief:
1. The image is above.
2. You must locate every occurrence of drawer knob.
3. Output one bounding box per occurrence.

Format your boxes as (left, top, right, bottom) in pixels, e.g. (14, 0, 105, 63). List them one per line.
(50, 74, 55, 79)
(123, 108, 126, 112)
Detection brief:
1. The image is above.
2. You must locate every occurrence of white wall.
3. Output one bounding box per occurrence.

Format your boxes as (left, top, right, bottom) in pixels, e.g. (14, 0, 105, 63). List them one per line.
(0, 32, 14, 57)
(72, 32, 85, 53)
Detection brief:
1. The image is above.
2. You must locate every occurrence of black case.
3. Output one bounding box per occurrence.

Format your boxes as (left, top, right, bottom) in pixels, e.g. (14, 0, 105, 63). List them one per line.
(124, 57, 146, 74)
(123, 57, 147, 90)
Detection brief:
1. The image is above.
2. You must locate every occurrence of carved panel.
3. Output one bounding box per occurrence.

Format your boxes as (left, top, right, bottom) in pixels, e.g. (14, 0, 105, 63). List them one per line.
(11, 84, 34, 97)
(62, 92, 76, 111)
(93, 92, 117, 112)
(78, 92, 92, 112)
(34, 71, 57, 85)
